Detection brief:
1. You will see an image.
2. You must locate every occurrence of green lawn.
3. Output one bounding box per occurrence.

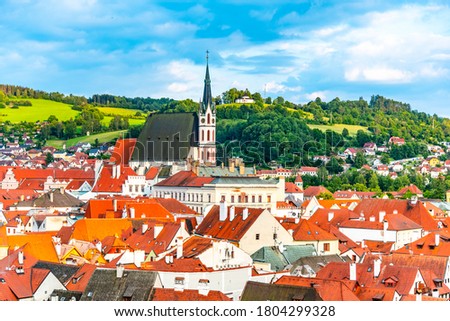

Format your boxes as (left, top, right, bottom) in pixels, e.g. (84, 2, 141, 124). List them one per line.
(0, 99, 79, 123)
(46, 130, 128, 148)
(307, 124, 369, 135)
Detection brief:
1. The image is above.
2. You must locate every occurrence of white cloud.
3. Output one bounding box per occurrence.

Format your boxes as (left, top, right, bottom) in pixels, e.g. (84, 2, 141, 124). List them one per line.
(305, 91, 327, 101)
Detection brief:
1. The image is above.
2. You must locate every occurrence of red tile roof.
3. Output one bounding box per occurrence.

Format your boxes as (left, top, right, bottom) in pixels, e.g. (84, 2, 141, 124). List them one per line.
(280, 219, 338, 241)
(285, 182, 302, 193)
(152, 288, 232, 301)
(155, 171, 214, 187)
(125, 221, 181, 254)
(395, 231, 450, 257)
(65, 264, 97, 292)
(303, 186, 331, 198)
(398, 184, 423, 195)
(339, 214, 421, 231)
(195, 206, 265, 242)
(145, 166, 160, 180)
(92, 165, 138, 193)
(7, 232, 59, 263)
(352, 199, 439, 231)
(69, 219, 133, 242)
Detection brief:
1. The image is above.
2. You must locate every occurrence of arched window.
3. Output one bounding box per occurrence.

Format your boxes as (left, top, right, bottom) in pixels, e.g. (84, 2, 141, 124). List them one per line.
(207, 130, 210, 141)
(207, 113, 211, 124)
(201, 130, 204, 141)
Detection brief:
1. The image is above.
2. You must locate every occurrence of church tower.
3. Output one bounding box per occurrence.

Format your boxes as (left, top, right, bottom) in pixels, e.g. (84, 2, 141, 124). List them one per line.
(198, 51, 216, 165)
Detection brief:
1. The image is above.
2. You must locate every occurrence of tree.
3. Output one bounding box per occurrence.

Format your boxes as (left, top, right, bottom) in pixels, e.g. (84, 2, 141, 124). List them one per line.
(327, 157, 343, 174)
(45, 152, 54, 165)
(342, 128, 349, 138)
(354, 152, 366, 168)
(317, 192, 334, 200)
(369, 173, 381, 192)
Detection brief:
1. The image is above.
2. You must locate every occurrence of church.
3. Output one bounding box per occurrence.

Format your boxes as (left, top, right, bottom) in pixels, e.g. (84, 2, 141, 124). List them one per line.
(129, 54, 217, 174)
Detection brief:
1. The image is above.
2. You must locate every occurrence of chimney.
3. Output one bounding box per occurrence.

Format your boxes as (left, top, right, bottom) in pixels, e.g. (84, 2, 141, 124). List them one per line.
(328, 212, 334, 222)
(239, 164, 245, 175)
(142, 223, 149, 235)
(393, 209, 398, 215)
(176, 236, 183, 259)
(229, 206, 235, 221)
(379, 211, 386, 222)
(112, 165, 116, 178)
(198, 280, 210, 296)
(113, 199, 118, 212)
(416, 293, 422, 301)
(295, 217, 300, 224)
(154, 224, 163, 238)
(219, 200, 228, 221)
(95, 241, 102, 253)
(229, 161, 235, 173)
(116, 265, 124, 278)
(18, 251, 24, 265)
(20, 194, 25, 202)
(60, 187, 65, 195)
(179, 220, 186, 235)
(129, 207, 135, 218)
(349, 262, 357, 281)
(116, 164, 121, 179)
(242, 208, 249, 221)
(50, 192, 54, 203)
(435, 233, 440, 247)
(374, 258, 381, 278)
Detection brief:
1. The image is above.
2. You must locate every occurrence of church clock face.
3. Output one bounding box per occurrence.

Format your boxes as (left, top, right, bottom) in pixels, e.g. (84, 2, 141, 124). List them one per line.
(201, 118, 206, 123)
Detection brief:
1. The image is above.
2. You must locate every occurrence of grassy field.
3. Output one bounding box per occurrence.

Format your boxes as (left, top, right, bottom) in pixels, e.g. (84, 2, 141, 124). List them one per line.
(46, 130, 128, 148)
(97, 106, 143, 116)
(101, 116, 146, 126)
(0, 99, 79, 123)
(307, 124, 369, 135)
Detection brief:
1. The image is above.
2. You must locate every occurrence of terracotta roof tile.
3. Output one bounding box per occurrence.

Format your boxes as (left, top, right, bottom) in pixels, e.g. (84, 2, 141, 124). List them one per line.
(65, 264, 97, 292)
(285, 182, 302, 193)
(155, 171, 214, 187)
(151, 288, 231, 301)
(303, 186, 331, 198)
(195, 206, 265, 241)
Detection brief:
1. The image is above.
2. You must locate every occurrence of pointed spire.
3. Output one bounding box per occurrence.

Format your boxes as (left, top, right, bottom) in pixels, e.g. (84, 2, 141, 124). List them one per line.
(200, 50, 214, 114)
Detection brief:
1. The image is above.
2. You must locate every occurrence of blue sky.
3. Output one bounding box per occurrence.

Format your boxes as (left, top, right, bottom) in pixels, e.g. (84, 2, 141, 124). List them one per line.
(1, 0, 450, 117)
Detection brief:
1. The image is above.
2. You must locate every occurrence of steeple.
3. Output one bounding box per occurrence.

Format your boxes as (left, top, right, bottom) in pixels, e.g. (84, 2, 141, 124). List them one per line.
(200, 50, 214, 114)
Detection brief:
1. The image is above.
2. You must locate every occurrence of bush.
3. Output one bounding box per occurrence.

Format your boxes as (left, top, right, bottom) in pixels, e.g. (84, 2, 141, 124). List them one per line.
(71, 105, 83, 111)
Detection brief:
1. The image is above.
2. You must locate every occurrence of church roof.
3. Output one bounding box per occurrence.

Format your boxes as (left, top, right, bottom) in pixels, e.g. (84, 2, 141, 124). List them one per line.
(130, 113, 198, 163)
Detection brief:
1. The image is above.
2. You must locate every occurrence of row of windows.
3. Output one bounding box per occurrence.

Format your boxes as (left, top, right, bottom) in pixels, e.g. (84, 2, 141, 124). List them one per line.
(154, 191, 212, 203)
(127, 185, 145, 193)
(200, 129, 215, 142)
(226, 194, 272, 204)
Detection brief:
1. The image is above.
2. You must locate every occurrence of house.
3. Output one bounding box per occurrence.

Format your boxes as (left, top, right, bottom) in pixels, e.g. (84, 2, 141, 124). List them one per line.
(426, 156, 441, 167)
(298, 166, 318, 176)
(352, 199, 440, 234)
(389, 137, 405, 146)
(376, 165, 389, 176)
(235, 96, 255, 104)
(397, 184, 424, 199)
(378, 146, 389, 153)
(284, 182, 303, 203)
(363, 142, 377, 156)
(195, 203, 293, 255)
(431, 167, 444, 179)
(280, 218, 340, 255)
(153, 170, 285, 214)
(141, 235, 253, 300)
(338, 212, 422, 251)
(391, 162, 404, 172)
(343, 148, 359, 159)
(333, 190, 376, 200)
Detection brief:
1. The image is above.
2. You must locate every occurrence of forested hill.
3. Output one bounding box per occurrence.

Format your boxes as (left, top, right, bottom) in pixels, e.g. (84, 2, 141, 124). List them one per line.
(2, 84, 450, 144)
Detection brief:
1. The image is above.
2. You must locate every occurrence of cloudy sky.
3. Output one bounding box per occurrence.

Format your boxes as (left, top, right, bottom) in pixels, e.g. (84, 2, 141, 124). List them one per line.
(1, 0, 450, 116)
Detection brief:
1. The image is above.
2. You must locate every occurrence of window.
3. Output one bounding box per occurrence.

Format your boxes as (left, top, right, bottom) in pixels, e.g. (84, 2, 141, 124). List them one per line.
(258, 195, 262, 203)
(267, 195, 271, 203)
(175, 277, 185, 285)
(323, 243, 330, 252)
(252, 195, 255, 203)
(255, 234, 260, 240)
(273, 233, 277, 240)
(231, 195, 235, 203)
